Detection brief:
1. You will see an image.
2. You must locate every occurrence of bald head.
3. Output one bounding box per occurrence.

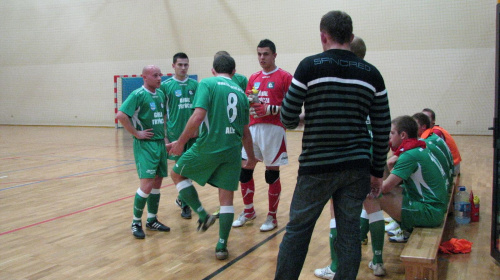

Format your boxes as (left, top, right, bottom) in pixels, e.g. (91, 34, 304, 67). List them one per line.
(351, 36, 366, 59)
(142, 65, 162, 91)
(142, 65, 160, 75)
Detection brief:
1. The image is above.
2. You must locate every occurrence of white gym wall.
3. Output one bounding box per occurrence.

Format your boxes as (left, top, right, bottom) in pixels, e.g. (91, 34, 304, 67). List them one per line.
(0, 0, 495, 135)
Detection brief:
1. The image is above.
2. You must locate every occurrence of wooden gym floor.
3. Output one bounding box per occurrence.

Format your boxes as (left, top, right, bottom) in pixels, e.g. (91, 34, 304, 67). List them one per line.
(0, 125, 499, 279)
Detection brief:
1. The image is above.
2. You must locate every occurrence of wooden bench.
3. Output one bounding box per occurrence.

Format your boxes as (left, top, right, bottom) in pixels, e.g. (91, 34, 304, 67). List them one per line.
(399, 174, 459, 280)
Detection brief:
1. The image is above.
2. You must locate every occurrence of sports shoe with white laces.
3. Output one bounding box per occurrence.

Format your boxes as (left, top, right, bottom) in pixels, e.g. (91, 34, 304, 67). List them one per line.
(215, 248, 228, 260)
(389, 230, 410, 243)
(368, 261, 387, 276)
(259, 215, 277, 232)
(146, 218, 171, 232)
(314, 266, 335, 280)
(232, 211, 256, 227)
(387, 227, 401, 237)
(131, 223, 145, 239)
(385, 220, 400, 231)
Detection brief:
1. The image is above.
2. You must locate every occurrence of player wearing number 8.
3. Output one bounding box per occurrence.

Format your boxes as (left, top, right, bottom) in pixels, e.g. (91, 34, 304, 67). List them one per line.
(167, 54, 258, 260)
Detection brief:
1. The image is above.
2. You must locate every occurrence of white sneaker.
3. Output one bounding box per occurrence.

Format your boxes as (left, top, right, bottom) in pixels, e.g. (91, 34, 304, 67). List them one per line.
(231, 211, 256, 227)
(389, 230, 410, 243)
(314, 266, 335, 280)
(259, 215, 277, 232)
(387, 227, 401, 237)
(385, 220, 399, 231)
(368, 261, 387, 276)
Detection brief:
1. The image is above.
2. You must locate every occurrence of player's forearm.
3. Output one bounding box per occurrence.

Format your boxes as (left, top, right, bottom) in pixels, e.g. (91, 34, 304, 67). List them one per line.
(116, 112, 138, 137)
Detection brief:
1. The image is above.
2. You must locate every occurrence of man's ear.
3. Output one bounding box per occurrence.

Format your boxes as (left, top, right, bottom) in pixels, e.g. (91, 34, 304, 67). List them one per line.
(400, 131, 408, 140)
(320, 32, 328, 45)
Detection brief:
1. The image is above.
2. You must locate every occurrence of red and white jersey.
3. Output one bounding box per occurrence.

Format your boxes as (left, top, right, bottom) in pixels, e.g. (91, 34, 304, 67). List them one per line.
(246, 67, 292, 128)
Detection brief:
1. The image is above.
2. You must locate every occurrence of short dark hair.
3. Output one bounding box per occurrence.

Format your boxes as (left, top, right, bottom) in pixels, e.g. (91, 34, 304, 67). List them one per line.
(422, 108, 436, 122)
(257, 39, 276, 53)
(351, 36, 366, 59)
(173, 52, 188, 64)
(215, 50, 230, 57)
(412, 112, 431, 130)
(213, 55, 235, 74)
(392, 115, 418, 139)
(320, 11, 353, 45)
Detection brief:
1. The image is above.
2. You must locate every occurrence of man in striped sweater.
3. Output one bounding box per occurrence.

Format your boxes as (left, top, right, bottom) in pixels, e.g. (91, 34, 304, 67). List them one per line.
(274, 10, 391, 280)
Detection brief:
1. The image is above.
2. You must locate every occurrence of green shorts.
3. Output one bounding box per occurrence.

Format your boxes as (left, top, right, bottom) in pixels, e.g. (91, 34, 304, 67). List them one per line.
(400, 192, 446, 231)
(173, 145, 241, 191)
(133, 139, 168, 179)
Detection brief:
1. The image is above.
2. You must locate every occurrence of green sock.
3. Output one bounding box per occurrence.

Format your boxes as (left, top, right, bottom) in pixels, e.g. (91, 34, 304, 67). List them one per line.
(133, 190, 148, 224)
(360, 217, 369, 241)
(146, 191, 160, 223)
(369, 218, 385, 264)
(329, 219, 338, 272)
(179, 185, 207, 220)
(217, 212, 234, 250)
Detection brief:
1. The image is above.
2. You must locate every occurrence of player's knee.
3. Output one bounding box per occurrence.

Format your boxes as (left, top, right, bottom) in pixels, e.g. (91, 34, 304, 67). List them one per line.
(240, 168, 254, 183)
(265, 170, 280, 184)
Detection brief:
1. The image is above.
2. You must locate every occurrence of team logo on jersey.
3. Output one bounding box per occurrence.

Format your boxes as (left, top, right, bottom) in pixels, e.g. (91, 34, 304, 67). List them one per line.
(253, 82, 261, 90)
(150, 102, 156, 111)
(189, 90, 194, 95)
(175, 90, 182, 97)
(267, 82, 275, 88)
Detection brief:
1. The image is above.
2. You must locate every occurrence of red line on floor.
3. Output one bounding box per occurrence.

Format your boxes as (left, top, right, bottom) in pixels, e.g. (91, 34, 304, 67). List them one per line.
(0, 183, 174, 236)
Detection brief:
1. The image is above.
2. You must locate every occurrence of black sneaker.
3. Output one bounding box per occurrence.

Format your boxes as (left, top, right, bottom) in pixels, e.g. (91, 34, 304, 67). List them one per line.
(176, 198, 192, 219)
(131, 223, 145, 239)
(197, 214, 216, 232)
(146, 218, 170, 232)
(181, 205, 192, 219)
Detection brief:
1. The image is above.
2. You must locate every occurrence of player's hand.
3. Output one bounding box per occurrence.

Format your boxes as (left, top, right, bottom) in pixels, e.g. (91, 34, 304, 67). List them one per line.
(386, 155, 398, 171)
(167, 141, 183, 156)
(243, 157, 260, 170)
(135, 128, 154, 139)
(253, 103, 269, 117)
(368, 175, 383, 198)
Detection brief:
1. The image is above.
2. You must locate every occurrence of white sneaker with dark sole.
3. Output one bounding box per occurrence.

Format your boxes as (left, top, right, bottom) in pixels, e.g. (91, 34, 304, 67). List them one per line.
(369, 261, 387, 276)
(385, 220, 399, 231)
(314, 266, 335, 280)
(388, 230, 410, 243)
(260, 215, 277, 232)
(232, 211, 256, 227)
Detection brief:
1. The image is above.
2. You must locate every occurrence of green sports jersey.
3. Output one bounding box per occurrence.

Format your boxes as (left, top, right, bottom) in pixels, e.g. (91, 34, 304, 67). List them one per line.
(119, 86, 166, 140)
(391, 146, 448, 212)
(191, 76, 249, 153)
(232, 73, 248, 91)
(422, 134, 454, 191)
(160, 77, 198, 142)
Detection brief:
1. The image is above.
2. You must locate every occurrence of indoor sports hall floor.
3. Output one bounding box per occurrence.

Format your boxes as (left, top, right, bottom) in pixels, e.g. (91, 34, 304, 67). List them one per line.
(0, 125, 498, 279)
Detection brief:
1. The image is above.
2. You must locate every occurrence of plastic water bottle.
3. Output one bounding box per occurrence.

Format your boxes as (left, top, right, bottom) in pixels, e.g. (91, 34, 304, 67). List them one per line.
(454, 186, 471, 224)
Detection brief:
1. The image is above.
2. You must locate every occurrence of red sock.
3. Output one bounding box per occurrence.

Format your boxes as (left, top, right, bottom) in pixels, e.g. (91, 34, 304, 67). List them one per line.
(241, 179, 255, 214)
(268, 179, 281, 219)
